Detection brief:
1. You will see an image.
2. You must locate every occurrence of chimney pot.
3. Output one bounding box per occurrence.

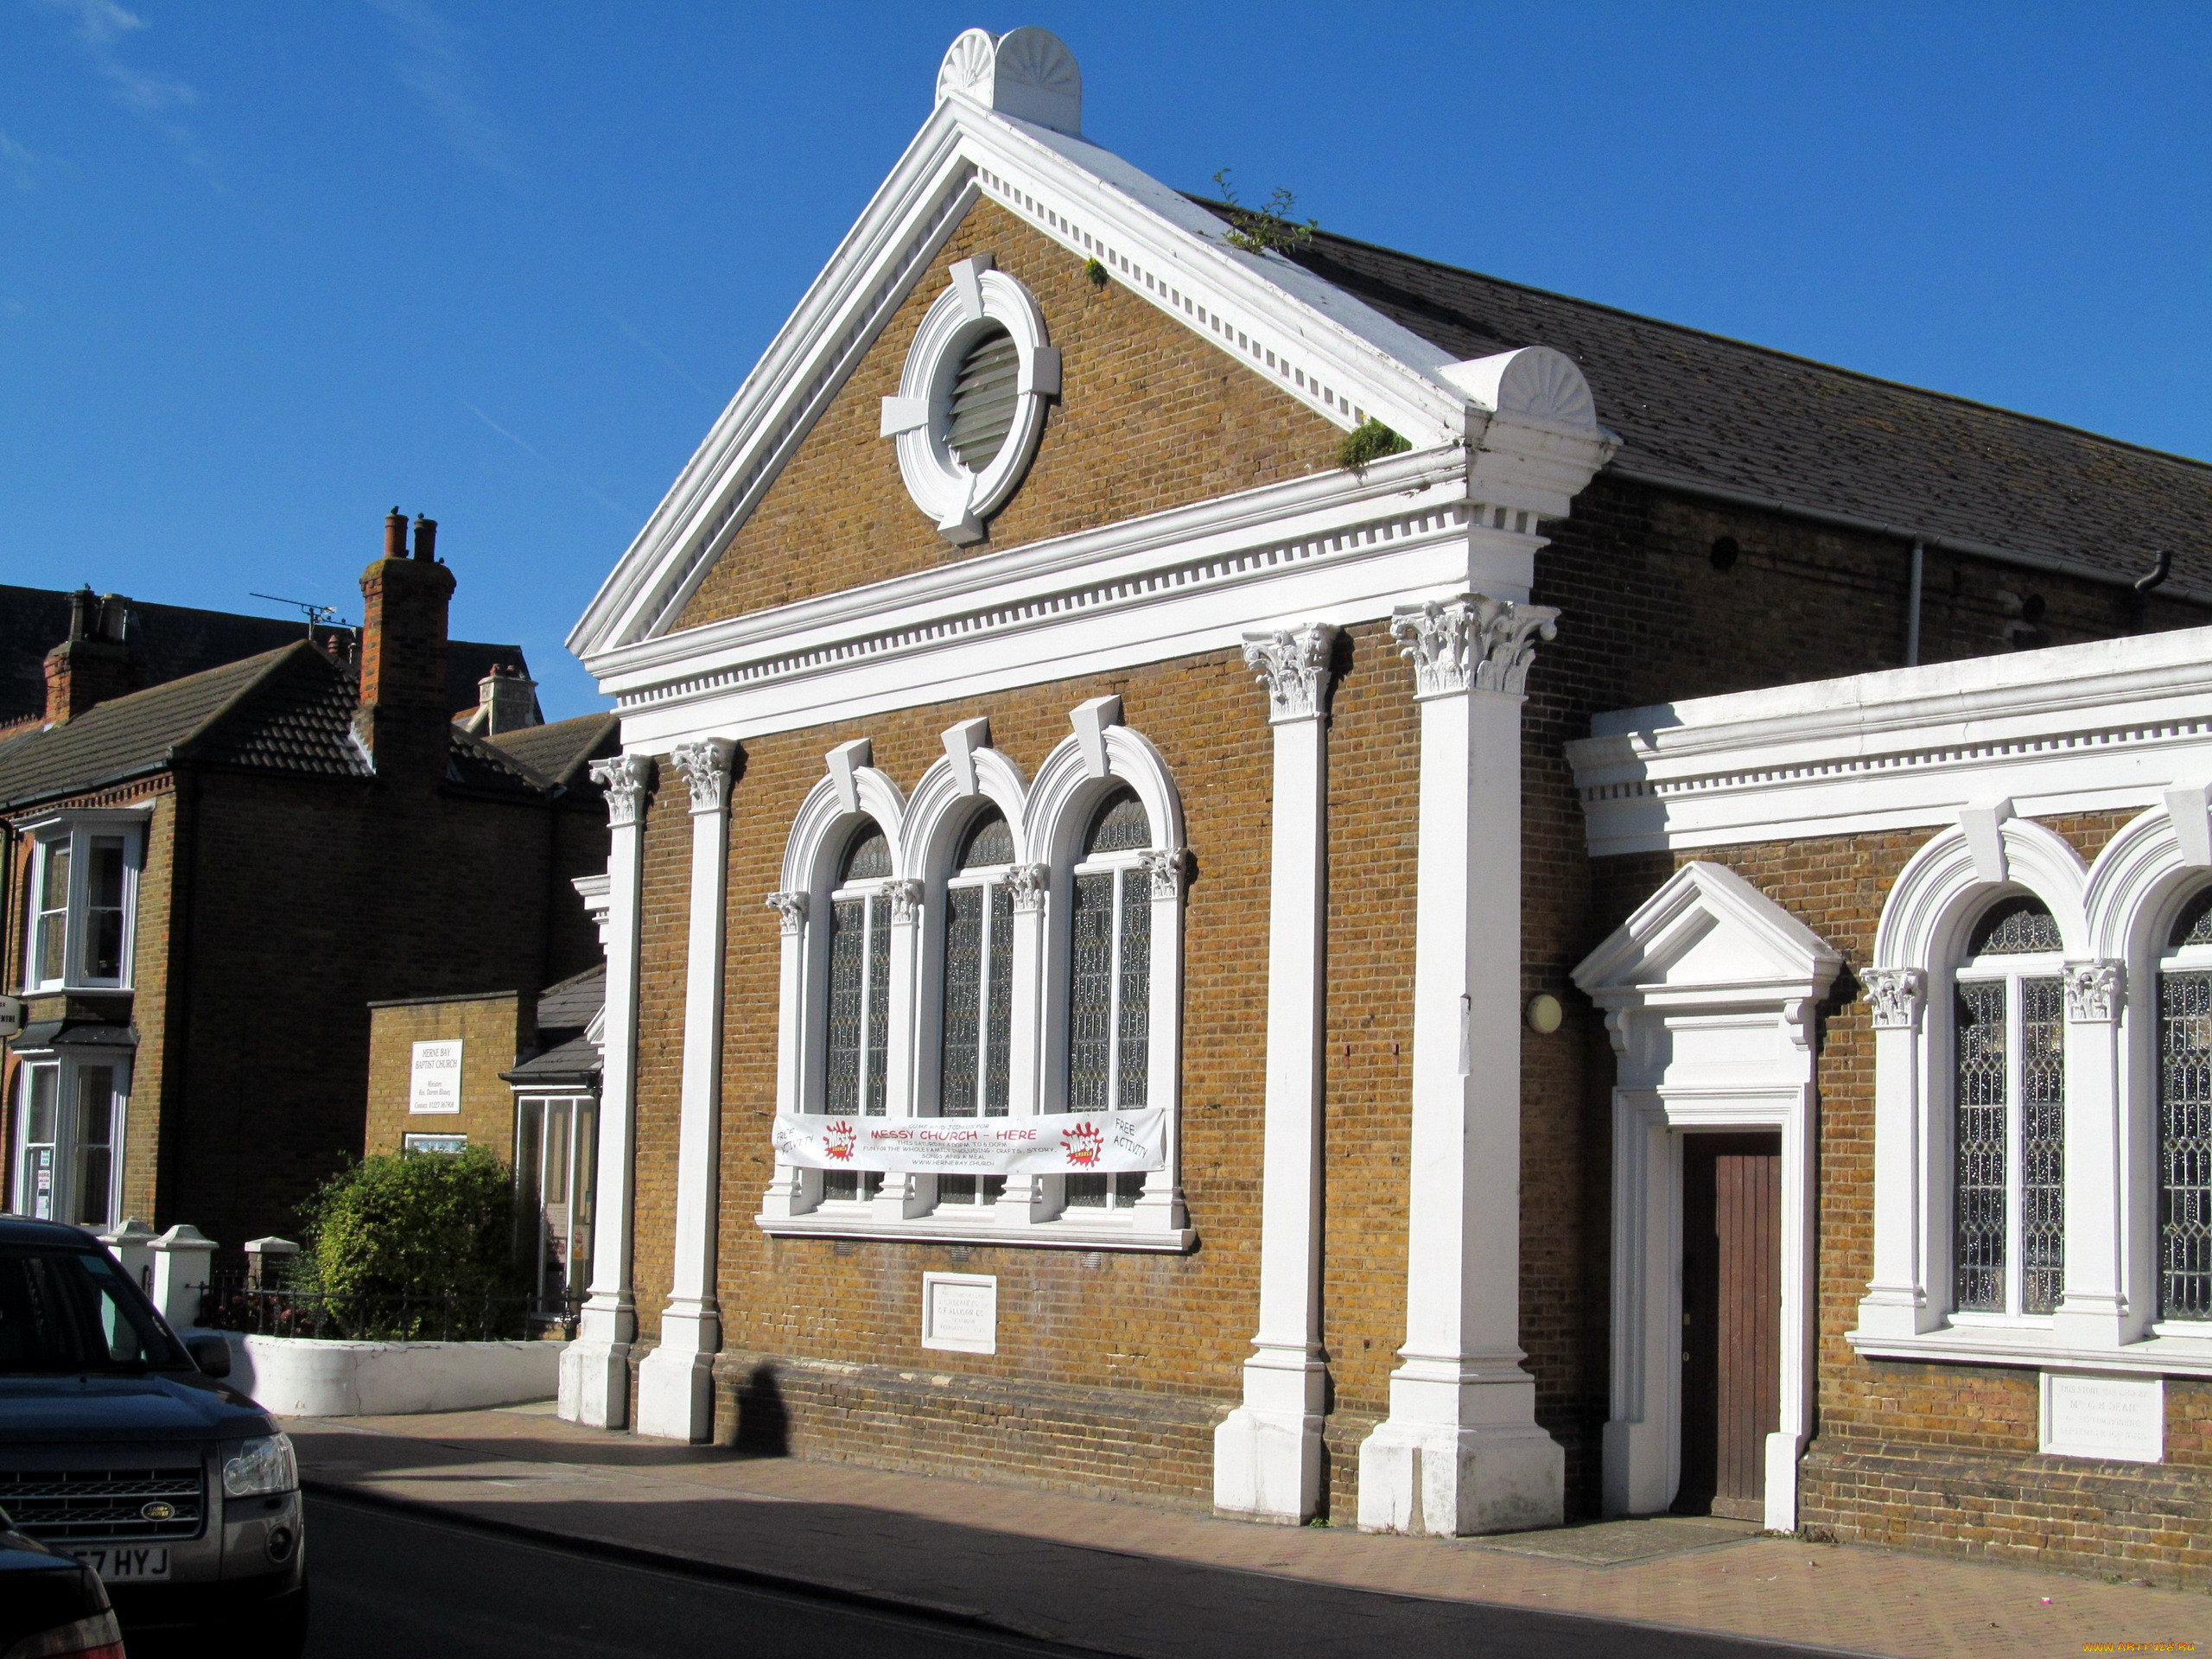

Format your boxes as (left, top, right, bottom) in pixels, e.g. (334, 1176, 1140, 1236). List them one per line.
(385, 509, 408, 560)
(413, 516, 438, 562)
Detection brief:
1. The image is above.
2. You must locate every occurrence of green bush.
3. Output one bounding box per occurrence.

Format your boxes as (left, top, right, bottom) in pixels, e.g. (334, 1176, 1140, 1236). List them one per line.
(293, 1147, 530, 1335)
(1337, 417, 1412, 473)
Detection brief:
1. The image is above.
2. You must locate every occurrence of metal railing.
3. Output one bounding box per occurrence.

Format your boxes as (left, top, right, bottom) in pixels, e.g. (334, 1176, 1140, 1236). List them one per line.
(196, 1270, 582, 1343)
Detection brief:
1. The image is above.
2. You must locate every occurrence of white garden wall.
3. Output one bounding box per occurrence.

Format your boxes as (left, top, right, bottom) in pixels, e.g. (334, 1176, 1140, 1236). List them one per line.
(224, 1334, 563, 1417)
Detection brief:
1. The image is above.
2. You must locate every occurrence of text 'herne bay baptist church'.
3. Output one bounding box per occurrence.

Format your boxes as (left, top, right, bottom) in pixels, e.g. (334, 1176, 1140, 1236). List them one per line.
(554, 29, 2212, 1580)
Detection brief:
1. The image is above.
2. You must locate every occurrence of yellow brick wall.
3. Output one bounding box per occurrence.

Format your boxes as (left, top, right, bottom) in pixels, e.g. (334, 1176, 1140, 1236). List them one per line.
(364, 993, 531, 1162)
(673, 197, 1344, 631)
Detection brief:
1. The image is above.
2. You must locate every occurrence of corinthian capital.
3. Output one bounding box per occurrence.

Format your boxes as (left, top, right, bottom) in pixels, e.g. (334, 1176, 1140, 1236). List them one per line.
(765, 890, 809, 935)
(1863, 968, 1924, 1031)
(1007, 863, 1050, 913)
(1389, 594, 1560, 700)
(2063, 958, 2124, 1024)
(671, 738, 736, 815)
(1241, 624, 1339, 723)
(589, 753, 655, 828)
(1140, 847, 1186, 900)
(885, 879, 925, 922)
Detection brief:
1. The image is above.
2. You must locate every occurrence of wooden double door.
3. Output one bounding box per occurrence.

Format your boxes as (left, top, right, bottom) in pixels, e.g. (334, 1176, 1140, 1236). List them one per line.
(1673, 1133, 1783, 1521)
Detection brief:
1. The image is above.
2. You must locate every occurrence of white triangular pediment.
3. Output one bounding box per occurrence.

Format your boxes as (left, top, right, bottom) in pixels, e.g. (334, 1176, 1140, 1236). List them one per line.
(568, 29, 1605, 665)
(1573, 860, 1843, 1003)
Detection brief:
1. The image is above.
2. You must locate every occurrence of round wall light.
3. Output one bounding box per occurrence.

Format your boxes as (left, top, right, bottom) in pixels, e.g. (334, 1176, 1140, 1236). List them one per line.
(1526, 993, 1564, 1035)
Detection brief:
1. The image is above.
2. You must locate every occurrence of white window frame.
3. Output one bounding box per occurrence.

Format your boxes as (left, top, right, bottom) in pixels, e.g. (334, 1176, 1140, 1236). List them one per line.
(2150, 918, 2212, 1332)
(1853, 803, 2212, 1376)
(1948, 912, 2069, 1325)
(10, 1051, 130, 1229)
(755, 702, 1192, 1250)
(18, 811, 146, 994)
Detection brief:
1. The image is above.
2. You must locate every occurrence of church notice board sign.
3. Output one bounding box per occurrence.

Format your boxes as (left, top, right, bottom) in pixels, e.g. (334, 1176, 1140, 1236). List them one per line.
(410, 1040, 464, 1115)
(921, 1273, 997, 1355)
(2039, 1370, 2164, 1463)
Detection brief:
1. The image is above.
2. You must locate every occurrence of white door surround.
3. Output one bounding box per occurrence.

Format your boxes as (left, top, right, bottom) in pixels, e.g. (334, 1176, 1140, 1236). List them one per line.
(1573, 861, 1842, 1534)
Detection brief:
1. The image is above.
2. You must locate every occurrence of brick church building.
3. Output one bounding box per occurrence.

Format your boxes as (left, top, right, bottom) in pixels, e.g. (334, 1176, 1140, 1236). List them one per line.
(556, 29, 2212, 1582)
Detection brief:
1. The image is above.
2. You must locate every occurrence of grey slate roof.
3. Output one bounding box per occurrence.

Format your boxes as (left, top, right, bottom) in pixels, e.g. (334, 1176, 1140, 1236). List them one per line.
(0, 639, 580, 812)
(534, 963, 605, 1035)
(1235, 212, 2212, 597)
(486, 713, 620, 791)
(0, 644, 369, 810)
(0, 583, 535, 727)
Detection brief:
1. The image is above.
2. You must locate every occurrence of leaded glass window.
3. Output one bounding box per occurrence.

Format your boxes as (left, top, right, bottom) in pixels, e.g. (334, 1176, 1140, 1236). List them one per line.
(2158, 893, 2212, 1320)
(822, 826, 892, 1201)
(938, 810, 1014, 1208)
(1065, 787, 1151, 1210)
(1951, 895, 2065, 1317)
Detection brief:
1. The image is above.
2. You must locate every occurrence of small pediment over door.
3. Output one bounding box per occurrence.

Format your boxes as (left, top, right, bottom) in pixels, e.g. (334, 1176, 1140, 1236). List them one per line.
(1573, 861, 1842, 1092)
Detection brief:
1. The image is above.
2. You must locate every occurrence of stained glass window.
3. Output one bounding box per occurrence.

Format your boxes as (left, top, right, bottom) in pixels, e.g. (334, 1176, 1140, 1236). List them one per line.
(2159, 970, 2212, 1319)
(2019, 977, 2066, 1315)
(1970, 896, 2063, 956)
(2171, 889, 2212, 950)
(823, 823, 892, 1138)
(1954, 893, 2068, 1318)
(1954, 981, 2007, 1311)
(1065, 789, 1153, 1211)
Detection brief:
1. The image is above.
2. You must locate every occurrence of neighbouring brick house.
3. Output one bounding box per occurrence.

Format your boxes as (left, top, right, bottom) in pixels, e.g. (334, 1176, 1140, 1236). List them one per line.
(0, 514, 617, 1258)
(554, 29, 2212, 1585)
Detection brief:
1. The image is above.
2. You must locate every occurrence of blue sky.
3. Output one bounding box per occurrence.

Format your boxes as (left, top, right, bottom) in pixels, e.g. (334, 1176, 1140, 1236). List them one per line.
(5, 3, 2209, 718)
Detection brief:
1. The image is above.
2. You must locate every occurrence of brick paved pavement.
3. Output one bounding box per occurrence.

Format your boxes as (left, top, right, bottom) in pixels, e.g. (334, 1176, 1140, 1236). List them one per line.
(286, 1408, 2209, 1659)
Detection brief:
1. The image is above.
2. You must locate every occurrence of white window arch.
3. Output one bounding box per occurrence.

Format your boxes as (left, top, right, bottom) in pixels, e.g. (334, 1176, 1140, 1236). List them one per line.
(755, 703, 1191, 1249)
(1853, 813, 2088, 1353)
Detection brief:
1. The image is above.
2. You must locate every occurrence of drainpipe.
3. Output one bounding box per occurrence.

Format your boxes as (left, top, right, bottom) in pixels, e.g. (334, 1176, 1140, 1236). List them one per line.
(1904, 539, 1925, 668)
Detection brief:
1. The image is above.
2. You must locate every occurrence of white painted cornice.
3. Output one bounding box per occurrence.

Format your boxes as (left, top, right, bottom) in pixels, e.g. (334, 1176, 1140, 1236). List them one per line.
(1568, 626, 2212, 855)
(568, 52, 1613, 664)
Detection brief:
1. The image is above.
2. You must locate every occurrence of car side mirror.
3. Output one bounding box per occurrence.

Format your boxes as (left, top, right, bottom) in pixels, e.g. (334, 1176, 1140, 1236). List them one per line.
(186, 1334, 232, 1379)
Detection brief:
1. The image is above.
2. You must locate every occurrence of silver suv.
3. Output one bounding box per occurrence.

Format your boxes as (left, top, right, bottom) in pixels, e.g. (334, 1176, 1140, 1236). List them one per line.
(0, 1214, 307, 1655)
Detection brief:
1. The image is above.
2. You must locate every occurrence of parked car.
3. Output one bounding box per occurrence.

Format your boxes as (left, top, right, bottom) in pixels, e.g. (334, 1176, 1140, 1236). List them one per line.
(0, 1516, 124, 1659)
(0, 1214, 307, 1656)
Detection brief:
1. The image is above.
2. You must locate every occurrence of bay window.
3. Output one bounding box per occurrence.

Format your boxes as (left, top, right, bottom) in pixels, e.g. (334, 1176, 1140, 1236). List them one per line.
(22, 817, 141, 991)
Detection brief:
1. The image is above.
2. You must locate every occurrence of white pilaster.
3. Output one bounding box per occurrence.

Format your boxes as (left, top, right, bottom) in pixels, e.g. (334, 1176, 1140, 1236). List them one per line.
(756, 889, 812, 1220)
(638, 740, 735, 1441)
(562, 752, 653, 1428)
(874, 879, 934, 1221)
(1215, 624, 1338, 1523)
(2056, 958, 2136, 1345)
(1358, 594, 1564, 1537)
(1855, 968, 1942, 1336)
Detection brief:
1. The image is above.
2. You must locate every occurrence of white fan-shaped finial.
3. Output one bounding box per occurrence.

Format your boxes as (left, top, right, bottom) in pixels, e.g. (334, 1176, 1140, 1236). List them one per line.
(934, 26, 1082, 135)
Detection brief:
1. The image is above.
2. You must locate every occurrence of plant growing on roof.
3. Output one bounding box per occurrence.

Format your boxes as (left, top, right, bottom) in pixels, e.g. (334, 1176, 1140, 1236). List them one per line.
(1084, 257, 1110, 288)
(1211, 169, 1316, 257)
(1337, 417, 1412, 474)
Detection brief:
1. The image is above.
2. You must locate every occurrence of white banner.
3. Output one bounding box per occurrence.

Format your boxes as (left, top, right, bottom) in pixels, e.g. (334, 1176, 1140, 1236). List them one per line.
(772, 1109, 1166, 1175)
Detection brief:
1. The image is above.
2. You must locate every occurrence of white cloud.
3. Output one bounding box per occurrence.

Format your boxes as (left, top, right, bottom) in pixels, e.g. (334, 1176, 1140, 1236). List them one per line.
(368, 0, 521, 179)
(32, 0, 208, 170)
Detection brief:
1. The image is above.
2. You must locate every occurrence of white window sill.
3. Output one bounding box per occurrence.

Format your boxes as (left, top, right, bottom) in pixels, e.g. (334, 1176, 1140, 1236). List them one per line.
(756, 1208, 1196, 1254)
(1847, 1323, 2212, 1377)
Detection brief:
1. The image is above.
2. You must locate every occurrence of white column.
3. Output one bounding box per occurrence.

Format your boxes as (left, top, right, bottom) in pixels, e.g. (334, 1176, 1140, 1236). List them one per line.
(638, 740, 736, 1442)
(149, 1224, 217, 1333)
(874, 880, 933, 1220)
(1215, 624, 1338, 1523)
(755, 889, 812, 1219)
(1854, 969, 1942, 1336)
(1358, 594, 1564, 1537)
(2056, 958, 2134, 1345)
(561, 752, 653, 1428)
(1005, 863, 1055, 1223)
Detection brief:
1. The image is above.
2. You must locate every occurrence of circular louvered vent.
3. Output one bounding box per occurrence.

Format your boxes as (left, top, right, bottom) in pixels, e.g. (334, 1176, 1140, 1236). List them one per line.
(945, 327, 1020, 471)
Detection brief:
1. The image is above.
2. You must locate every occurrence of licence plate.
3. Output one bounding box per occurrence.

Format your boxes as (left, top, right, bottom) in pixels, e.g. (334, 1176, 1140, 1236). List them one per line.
(70, 1544, 170, 1581)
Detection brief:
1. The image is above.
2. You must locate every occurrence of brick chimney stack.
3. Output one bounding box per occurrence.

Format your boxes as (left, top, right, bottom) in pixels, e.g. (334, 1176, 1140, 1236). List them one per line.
(355, 509, 457, 780)
(43, 588, 141, 723)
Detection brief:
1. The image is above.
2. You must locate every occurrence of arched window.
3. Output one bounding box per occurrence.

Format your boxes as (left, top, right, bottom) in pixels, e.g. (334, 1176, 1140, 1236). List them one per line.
(1953, 895, 2066, 1316)
(823, 824, 893, 1200)
(2158, 890, 2212, 1321)
(1065, 787, 1151, 1209)
(938, 809, 1014, 1207)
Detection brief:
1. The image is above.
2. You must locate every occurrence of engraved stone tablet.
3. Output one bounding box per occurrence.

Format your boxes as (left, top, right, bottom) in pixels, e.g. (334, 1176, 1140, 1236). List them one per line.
(2039, 1370, 2164, 1463)
(921, 1272, 997, 1355)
